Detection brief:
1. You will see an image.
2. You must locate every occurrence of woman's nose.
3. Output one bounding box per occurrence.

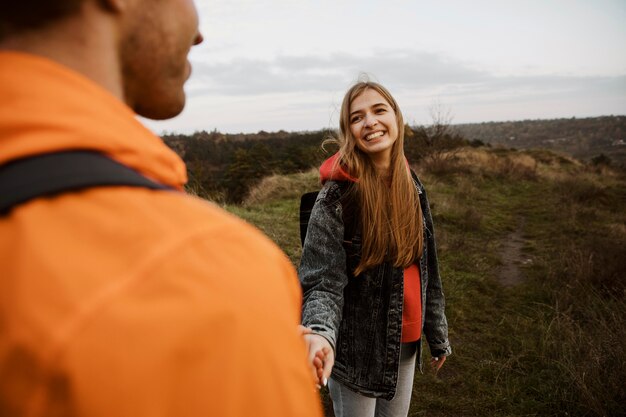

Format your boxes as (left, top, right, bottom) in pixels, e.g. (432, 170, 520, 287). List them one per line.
(364, 113, 378, 127)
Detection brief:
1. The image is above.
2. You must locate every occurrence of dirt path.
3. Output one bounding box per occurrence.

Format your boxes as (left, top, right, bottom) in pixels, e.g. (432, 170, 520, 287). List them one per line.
(497, 219, 530, 286)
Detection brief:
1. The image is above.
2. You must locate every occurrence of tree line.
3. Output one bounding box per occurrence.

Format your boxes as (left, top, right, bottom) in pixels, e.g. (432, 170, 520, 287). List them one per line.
(163, 125, 467, 203)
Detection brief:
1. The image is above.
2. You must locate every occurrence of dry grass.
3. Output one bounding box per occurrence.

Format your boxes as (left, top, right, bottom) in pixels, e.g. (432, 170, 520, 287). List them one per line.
(522, 161, 626, 416)
(243, 168, 319, 206)
(537, 245, 626, 416)
(416, 146, 625, 185)
(418, 147, 539, 181)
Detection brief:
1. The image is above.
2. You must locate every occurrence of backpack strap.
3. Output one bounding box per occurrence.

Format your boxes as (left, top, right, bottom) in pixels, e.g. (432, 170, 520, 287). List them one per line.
(338, 182, 359, 245)
(409, 169, 420, 191)
(299, 191, 319, 246)
(0, 150, 173, 215)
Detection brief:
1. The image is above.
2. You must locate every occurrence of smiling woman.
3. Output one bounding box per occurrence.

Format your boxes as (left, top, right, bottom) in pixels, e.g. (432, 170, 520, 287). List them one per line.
(336, 82, 421, 274)
(299, 81, 452, 417)
(348, 89, 400, 173)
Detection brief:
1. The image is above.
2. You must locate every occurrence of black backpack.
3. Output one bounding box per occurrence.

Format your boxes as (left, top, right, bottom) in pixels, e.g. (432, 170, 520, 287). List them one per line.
(299, 181, 358, 247)
(0, 150, 172, 215)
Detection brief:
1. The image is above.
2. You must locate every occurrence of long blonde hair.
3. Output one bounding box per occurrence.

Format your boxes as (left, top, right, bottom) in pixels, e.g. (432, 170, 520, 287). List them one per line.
(330, 81, 423, 276)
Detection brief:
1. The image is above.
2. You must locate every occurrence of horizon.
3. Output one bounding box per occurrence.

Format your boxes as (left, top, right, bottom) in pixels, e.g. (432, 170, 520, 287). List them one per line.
(158, 114, 626, 137)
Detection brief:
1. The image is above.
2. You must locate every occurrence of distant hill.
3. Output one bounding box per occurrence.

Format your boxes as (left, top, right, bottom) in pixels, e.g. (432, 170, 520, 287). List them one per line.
(452, 115, 626, 165)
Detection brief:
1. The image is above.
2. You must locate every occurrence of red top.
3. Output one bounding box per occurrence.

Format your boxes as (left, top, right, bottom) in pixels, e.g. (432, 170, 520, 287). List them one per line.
(402, 264, 422, 342)
(320, 152, 422, 343)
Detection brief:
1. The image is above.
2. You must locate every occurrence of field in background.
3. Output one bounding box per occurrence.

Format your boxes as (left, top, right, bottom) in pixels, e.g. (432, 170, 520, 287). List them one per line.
(225, 146, 625, 417)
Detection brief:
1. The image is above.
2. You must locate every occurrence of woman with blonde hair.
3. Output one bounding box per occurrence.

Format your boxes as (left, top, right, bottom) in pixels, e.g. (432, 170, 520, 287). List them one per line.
(299, 81, 451, 416)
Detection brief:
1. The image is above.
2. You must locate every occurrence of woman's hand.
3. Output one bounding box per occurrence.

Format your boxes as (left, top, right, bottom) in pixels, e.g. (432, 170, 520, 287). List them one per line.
(430, 355, 446, 375)
(298, 325, 324, 384)
(298, 326, 334, 387)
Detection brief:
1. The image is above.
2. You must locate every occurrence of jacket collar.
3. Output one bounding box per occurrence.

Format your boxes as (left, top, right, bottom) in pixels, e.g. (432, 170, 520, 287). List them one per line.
(0, 51, 187, 189)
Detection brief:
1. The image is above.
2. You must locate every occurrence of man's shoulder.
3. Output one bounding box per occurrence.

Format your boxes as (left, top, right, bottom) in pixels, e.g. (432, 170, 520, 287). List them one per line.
(141, 189, 285, 258)
(35, 186, 288, 269)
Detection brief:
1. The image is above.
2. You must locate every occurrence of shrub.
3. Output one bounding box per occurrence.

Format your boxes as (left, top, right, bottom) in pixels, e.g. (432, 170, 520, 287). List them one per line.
(591, 153, 612, 166)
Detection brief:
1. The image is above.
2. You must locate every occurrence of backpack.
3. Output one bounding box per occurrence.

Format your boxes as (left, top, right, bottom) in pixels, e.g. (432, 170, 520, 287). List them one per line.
(299, 181, 358, 247)
(0, 150, 172, 215)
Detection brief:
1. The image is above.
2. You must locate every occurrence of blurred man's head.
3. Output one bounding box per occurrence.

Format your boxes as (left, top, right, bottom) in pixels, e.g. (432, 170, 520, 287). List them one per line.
(119, 0, 203, 120)
(0, 0, 203, 120)
(0, 1, 86, 39)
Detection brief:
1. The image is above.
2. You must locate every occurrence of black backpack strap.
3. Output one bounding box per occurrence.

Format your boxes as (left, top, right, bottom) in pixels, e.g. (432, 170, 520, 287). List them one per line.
(0, 150, 173, 215)
(299, 191, 319, 246)
(409, 169, 420, 190)
(337, 182, 359, 245)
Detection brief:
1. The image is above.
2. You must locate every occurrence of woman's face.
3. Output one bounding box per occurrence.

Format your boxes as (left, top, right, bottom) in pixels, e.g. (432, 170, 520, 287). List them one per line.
(348, 88, 399, 169)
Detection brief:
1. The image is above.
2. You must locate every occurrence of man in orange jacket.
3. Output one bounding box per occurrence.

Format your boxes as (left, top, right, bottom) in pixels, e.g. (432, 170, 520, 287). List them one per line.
(0, 1, 322, 416)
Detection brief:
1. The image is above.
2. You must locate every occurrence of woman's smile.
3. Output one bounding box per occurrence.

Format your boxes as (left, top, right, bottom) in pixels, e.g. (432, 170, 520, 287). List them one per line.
(364, 131, 385, 141)
(349, 88, 399, 170)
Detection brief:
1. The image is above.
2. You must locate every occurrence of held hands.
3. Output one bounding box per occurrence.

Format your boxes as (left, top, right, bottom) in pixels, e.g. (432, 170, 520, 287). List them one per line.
(298, 325, 334, 388)
(299, 325, 444, 383)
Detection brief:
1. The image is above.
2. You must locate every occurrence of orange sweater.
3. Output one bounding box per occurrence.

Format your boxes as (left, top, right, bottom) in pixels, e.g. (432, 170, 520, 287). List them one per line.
(0, 52, 322, 417)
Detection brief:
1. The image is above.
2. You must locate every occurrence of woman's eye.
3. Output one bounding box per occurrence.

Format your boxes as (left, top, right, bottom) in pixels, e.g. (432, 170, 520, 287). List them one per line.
(350, 116, 362, 124)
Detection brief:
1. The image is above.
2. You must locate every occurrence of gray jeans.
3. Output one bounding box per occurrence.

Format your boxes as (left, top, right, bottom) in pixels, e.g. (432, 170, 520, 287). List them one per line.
(328, 343, 418, 417)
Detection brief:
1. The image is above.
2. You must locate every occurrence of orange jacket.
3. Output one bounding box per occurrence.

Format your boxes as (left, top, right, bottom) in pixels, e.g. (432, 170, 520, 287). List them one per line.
(0, 52, 322, 417)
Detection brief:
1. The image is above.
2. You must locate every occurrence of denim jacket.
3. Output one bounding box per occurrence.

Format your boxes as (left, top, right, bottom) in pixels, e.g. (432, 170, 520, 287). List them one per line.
(298, 174, 451, 400)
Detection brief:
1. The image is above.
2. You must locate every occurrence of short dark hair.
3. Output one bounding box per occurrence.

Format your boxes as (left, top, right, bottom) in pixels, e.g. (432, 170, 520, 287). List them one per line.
(0, 1, 85, 39)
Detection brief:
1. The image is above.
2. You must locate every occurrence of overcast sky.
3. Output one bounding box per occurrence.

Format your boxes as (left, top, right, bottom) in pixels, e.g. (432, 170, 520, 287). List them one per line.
(143, 0, 626, 135)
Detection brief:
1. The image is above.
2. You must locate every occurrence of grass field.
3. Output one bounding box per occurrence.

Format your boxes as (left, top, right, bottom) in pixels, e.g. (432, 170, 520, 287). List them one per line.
(225, 147, 625, 417)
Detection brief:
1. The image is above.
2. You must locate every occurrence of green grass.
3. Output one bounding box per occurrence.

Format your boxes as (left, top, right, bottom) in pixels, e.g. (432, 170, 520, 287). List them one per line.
(221, 147, 625, 417)
(227, 198, 303, 265)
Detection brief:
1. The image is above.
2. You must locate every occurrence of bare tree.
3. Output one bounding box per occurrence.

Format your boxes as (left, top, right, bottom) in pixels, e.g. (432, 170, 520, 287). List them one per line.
(409, 101, 465, 167)
(421, 100, 455, 148)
